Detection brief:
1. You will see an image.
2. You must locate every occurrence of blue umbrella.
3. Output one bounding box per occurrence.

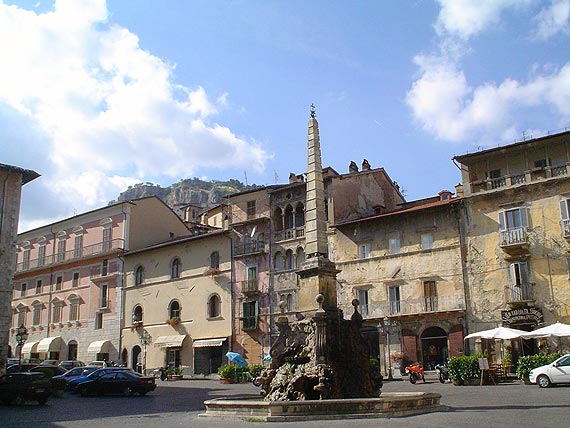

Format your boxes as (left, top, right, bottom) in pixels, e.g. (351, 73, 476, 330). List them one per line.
(226, 351, 247, 367)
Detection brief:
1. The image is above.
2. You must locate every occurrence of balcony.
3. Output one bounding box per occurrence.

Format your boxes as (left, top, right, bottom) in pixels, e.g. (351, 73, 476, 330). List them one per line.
(382, 294, 466, 317)
(499, 227, 529, 254)
(273, 227, 305, 242)
(16, 238, 125, 273)
(561, 219, 570, 238)
(240, 279, 260, 294)
(505, 283, 533, 304)
(234, 241, 265, 257)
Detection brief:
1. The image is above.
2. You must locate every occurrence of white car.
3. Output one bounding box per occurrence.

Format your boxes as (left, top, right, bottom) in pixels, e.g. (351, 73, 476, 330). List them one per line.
(529, 354, 570, 388)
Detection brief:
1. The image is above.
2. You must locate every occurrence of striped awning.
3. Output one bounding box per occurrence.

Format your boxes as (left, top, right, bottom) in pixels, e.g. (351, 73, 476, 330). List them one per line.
(21, 341, 39, 355)
(37, 336, 64, 353)
(88, 340, 111, 354)
(154, 335, 186, 348)
(193, 337, 227, 348)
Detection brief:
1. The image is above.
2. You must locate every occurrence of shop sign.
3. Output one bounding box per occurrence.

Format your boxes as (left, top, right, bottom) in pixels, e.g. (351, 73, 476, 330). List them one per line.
(501, 307, 544, 326)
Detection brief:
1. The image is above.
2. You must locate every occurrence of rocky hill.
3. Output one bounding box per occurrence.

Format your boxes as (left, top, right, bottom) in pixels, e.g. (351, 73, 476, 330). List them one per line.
(113, 177, 259, 209)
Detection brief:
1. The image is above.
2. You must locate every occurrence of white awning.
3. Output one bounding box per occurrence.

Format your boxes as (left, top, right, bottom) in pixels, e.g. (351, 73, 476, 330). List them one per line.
(193, 337, 227, 348)
(21, 341, 39, 355)
(37, 336, 64, 353)
(154, 335, 186, 348)
(88, 340, 111, 354)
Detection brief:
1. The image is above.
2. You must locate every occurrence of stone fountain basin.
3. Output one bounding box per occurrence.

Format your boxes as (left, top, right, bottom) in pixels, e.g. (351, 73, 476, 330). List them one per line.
(202, 392, 444, 422)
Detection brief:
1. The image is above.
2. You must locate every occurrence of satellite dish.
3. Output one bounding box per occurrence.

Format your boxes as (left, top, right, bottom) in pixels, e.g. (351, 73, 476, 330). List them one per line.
(250, 226, 257, 238)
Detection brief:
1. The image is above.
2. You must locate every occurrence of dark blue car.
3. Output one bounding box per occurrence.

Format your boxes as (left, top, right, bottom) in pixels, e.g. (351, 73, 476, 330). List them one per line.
(67, 367, 134, 392)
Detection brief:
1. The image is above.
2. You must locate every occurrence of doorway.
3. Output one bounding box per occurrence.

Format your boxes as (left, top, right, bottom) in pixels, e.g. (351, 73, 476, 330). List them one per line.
(132, 345, 141, 373)
(421, 326, 448, 370)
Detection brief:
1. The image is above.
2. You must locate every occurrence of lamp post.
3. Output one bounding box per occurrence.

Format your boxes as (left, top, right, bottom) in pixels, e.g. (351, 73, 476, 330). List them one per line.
(377, 322, 387, 377)
(15, 324, 29, 369)
(138, 329, 152, 375)
(383, 316, 400, 381)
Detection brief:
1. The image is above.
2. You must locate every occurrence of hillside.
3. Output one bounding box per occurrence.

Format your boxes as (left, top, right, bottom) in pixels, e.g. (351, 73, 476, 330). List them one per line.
(113, 177, 260, 208)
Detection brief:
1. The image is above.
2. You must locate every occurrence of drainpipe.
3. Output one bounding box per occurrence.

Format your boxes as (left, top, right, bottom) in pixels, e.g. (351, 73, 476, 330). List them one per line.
(455, 201, 472, 355)
(117, 204, 128, 364)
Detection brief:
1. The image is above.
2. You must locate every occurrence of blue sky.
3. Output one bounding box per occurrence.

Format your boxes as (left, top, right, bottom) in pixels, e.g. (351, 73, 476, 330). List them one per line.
(2, 0, 570, 231)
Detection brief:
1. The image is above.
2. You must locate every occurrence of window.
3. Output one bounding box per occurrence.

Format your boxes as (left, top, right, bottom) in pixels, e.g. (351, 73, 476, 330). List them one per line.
(489, 169, 501, 179)
(102, 225, 112, 252)
(55, 275, 63, 291)
(246, 200, 256, 218)
(424, 280, 437, 311)
(509, 261, 530, 301)
(246, 266, 258, 292)
(99, 284, 108, 308)
(74, 234, 83, 258)
(135, 266, 144, 285)
(285, 249, 294, 270)
(210, 251, 220, 269)
(95, 312, 103, 329)
(359, 243, 371, 259)
(17, 308, 27, 327)
(20, 282, 27, 297)
(52, 301, 62, 324)
(389, 237, 400, 255)
(499, 207, 528, 231)
(296, 247, 305, 268)
(242, 300, 258, 329)
(69, 298, 80, 321)
(534, 158, 550, 169)
(389, 286, 401, 315)
(171, 258, 181, 279)
(32, 305, 42, 326)
(72, 272, 80, 288)
(36, 279, 42, 294)
(421, 234, 433, 250)
(101, 259, 108, 276)
(132, 305, 143, 324)
(358, 289, 369, 317)
(274, 252, 284, 271)
(22, 248, 30, 270)
(208, 295, 221, 318)
(294, 202, 305, 227)
(169, 300, 181, 319)
(57, 235, 66, 262)
(284, 205, 294, 229)
(280, 293, 294, 311)
(168, 349, 180, 369)
(38, 244, 46, 267)
(560, 199, 570, 236)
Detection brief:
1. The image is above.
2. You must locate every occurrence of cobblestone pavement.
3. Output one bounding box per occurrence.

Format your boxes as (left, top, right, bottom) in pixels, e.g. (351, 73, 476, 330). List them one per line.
(3, 376, 569, 428)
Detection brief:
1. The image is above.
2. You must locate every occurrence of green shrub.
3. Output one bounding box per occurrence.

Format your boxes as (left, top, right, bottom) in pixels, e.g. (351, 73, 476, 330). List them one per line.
(218, 363, 236, 379)
(248, 364, 264, 378)
(448, 353, 486, 383)
(515, 353, 562, 380)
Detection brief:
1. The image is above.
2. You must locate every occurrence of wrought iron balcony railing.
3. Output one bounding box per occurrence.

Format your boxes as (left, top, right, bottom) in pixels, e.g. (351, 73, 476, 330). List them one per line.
(499, 227, 528, 248)
(233, 241, 265, 256)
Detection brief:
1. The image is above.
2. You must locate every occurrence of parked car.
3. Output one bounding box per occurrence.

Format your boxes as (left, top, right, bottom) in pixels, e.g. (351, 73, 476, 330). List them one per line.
(6, 363, 39, 373)
(6, 358, 20, 367)
(52, 366, 100, 387)
(59, 360, 85, 370)
(29, 365, 68, 378)
(40, 359, 60, 366)
(88, 361, 108, 368)
(0, 372, 51, 405)
(67, 367, 134, 392)
(77, 371, 156, 397)
(529, 354, 570, 388)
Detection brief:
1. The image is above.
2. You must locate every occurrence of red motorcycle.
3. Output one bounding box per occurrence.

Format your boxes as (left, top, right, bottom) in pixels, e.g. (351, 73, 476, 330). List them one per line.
(405, 363, 425, 384)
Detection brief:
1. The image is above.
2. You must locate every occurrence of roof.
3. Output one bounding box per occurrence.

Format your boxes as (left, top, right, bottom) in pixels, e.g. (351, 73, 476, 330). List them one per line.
(333, 196, 458, 228)
(123, 229, 229, 257)
(0, 163, 40, 184)
(453, 130, 570, 163)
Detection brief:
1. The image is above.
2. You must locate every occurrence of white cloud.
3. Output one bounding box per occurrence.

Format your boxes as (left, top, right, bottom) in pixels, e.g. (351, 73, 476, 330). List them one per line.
(435, 0, 532, 40)
(533, 0, 570, 40)
(0, 0, 269, 229)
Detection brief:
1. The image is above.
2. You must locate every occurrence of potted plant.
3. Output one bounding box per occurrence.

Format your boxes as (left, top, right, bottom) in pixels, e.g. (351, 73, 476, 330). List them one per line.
(218, 364, 235, 384)
(204, 267, 221, 277)
(167, 366, 183, 380)
(166, 317, 181, 326)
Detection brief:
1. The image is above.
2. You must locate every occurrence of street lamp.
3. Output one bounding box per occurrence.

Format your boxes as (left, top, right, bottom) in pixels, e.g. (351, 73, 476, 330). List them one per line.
(138, 329, 152, 375)
(382, 316, 400, 381)
(15, 324, 29, 368)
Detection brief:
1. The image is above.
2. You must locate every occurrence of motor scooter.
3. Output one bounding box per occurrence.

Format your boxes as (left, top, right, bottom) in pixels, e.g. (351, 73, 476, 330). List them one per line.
(405, 362, 425, 384)
(153, 367, 168, 381)
(435, 361, 450, 383)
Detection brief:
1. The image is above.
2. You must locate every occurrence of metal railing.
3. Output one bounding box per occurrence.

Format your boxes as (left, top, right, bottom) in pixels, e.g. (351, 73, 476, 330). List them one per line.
(552, 165, 568, 177)
(499, 227, 528, 247)
(506, 283, 533, 302)
(511, 174, 526, 185)
(16, 238, 125, 272)
(240, 279, 259, 293)
(233, 241, 265, 256)
(274, 227, 305, 242)
(382, 294, 465, 317)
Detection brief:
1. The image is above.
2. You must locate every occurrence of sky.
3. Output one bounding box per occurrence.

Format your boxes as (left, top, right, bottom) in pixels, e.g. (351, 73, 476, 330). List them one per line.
(2, 0, 570, 232)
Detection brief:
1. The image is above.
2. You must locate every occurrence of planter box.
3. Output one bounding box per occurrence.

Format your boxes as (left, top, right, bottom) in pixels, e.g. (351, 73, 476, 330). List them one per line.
(168, 374, 183, 381)
(219, 378, 233, 384)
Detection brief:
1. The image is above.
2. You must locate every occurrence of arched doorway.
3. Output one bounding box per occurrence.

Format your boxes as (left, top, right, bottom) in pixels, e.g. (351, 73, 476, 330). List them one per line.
(421, 326, 448, 370)
(121, 348, 128, 367)
(67, 340, 78, 360)
(132, 345, 141, 373)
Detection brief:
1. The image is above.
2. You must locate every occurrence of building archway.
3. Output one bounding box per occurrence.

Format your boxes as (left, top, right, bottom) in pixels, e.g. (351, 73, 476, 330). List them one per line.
(132, 345, 142, 373)
(420, 326, 448, 370)
(121, 348, 128, 367)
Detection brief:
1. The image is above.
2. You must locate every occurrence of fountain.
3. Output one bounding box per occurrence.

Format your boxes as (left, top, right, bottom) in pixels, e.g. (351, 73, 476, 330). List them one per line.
(202, 106, 443, 421)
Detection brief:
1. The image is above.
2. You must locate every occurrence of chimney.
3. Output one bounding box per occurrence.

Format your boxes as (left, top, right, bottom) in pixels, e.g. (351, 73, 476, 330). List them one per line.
(362, 159, 371, 171)
(349, 161, 359, 173)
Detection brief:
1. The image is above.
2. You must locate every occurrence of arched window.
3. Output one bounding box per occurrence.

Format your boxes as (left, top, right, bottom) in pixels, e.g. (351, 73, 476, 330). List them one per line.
(132, 305, 143, 324)
(284, 205, 294, 229)
(274, 251, 284, 271)
(171, 258, 181, 279)
(210, 251, 220, 269)
(296, 247, 305, 268)
(169, 300, 180, 319)
(207, 294, 221, 318)
(273, 207, 283, 231)
(135, 266, 144, 286)
(295, 202, 305, 227)
(285, 249, 294, 270)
